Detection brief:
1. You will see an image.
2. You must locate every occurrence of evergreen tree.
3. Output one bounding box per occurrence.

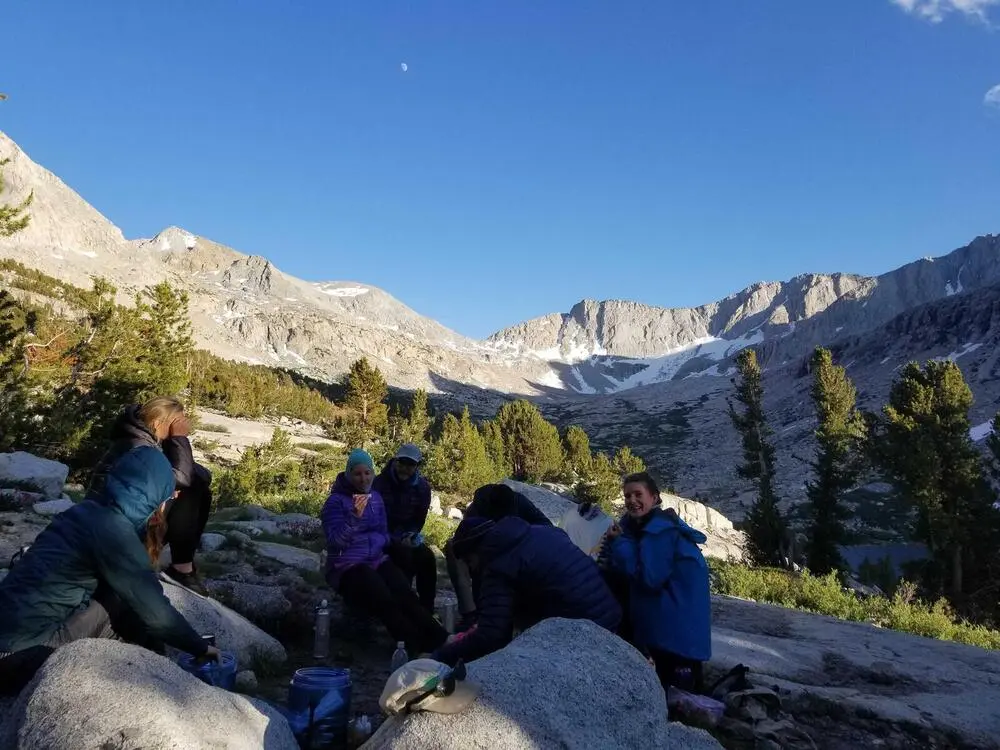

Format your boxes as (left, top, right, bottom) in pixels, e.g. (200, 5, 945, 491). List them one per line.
(576, 451, 621, 516)
(481, 420, 512, 479)
(493, 399, 565, 482)
(426, 409, 498, 496)
(878, 360, 991, 596)
(986, 413, 1000, 493)
(0, 158, 32, 238)
(612, 445, 646, 477)
(134, 282, 194, 399)
(728, 348, 787, 566)
(562, 425, 592, 478)
(401, 388, 433, 448)
(804, 348, 865, 575)
(0, 291, 32, 452)
(342, 357, 389, 449)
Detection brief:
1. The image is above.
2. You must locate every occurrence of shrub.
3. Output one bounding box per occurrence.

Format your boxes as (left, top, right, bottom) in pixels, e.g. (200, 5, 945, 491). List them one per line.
(422, 514, 458, 551)
(709, 560, 1000, 651)
(197, 422, 231, 434)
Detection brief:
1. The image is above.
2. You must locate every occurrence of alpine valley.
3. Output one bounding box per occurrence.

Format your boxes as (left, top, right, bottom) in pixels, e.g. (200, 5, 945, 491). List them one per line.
(2, 130, 998, 528)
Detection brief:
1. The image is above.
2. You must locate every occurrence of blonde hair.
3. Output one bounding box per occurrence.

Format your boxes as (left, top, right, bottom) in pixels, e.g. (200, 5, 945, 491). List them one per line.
(137, 397, 185, 432)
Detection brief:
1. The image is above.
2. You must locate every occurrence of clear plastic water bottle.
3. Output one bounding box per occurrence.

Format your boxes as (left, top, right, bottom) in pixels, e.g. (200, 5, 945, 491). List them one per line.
(313, 600, 330, 660)
(390, 642, 408, 672)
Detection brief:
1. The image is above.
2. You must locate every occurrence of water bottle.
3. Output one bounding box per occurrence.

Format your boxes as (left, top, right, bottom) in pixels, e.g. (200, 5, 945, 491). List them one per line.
(313, 600, 331, 660)
(390, 642, 408, 672)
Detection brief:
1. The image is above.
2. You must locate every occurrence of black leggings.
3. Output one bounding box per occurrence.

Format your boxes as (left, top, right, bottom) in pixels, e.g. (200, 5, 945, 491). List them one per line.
(338, 560, 448, 653)
(0, 585, 157, 696)
(166, 480, 212, 567)
(386, 541, 437, 612)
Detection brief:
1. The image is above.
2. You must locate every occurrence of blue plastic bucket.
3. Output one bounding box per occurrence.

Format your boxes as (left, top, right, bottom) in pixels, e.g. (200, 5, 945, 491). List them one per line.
(177, 651, 238, 691)
(287, 667, 352, 749)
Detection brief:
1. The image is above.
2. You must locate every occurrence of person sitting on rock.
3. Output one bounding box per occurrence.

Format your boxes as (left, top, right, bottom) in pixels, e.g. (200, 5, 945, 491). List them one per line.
(432, 514, 621, 666)
(321, 449, 448, 655)
(0, 446, 219, 696)
(373, 443, 437, 613)
(445, 483, 553, 631)
(603, 471, 711, 692)
(87, 397, 213, 595)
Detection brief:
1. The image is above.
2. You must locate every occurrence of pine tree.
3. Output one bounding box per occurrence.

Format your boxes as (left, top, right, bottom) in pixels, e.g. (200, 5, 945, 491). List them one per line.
(481, 420, 512, 479)
(612, 445, 646, 477)
(804, 348, 865, 575)
(986, 413, 1000, 493)
(0, 291, 32, 452)
(0, 158, 32, 238)
(401, 389, 432, 448)
(728, 348, 787, 566)
(134, 282, 194, 399)
(343, 357, 389, 449)
(562, 425, 592, 478)
(576, 451, 621, 516)
(878, 360, 991, 596)
(493, 399, 565, 482)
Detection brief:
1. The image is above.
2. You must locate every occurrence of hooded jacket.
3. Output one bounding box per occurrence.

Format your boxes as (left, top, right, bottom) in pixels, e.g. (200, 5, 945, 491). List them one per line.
(320, 473, 390, 587)
(372, 460, 432, 541)
(608, 507, 712, 662)
(86, 405, 209, 499)
(463, 484, 553, 527)
(0, 446, 206, 656)
(434, 516, 621, 666)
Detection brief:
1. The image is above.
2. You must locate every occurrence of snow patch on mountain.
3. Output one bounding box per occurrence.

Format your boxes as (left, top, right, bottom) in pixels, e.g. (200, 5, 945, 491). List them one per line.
(971, 421, 995, 443)
(315, 283, 369, 297)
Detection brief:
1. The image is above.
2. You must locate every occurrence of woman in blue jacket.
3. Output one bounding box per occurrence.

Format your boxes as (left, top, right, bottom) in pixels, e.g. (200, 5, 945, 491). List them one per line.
(605, 472, 711, 692)
(0, 446, 217, 695)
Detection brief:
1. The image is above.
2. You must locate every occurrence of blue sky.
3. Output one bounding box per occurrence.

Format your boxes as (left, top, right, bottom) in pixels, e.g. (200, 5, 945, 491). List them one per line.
(3, 1, 998, 338)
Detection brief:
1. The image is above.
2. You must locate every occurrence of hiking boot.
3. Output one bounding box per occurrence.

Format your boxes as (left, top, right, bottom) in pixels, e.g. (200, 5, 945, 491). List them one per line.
(164, 566, 209, 596)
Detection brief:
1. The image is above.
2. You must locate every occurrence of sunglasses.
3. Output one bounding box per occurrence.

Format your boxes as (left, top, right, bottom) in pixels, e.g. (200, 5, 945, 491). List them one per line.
(396, 458, 419, 468)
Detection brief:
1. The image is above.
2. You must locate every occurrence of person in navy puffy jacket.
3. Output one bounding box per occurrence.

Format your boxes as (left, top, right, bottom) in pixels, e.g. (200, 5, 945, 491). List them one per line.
(604, 472, 711, 692)
(372, 443, 437, 612)
(433, 514, 621, 666)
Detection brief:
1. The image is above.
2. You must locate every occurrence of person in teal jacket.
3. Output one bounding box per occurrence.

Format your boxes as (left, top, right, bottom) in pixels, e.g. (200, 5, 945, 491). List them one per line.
(605, 471, 711, 692)
(0, 445, 217, 695)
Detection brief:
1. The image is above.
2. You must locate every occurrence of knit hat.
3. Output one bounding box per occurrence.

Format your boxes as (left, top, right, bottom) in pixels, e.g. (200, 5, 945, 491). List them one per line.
(346, 448, 375, 474)
(450, 517, 496, 560)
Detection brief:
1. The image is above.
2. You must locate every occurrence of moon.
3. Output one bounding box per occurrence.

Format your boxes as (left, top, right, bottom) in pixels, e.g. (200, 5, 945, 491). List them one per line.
(400, 63, 408, 73)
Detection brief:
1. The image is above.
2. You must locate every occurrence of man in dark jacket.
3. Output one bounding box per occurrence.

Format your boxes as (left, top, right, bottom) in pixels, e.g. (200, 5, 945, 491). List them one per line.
(88, 399, 213, 595)
(432, 515, 621, 666)
(372, 444, 437, 612)
(0, 446, 216, 695)
(446, 483, 553, 629)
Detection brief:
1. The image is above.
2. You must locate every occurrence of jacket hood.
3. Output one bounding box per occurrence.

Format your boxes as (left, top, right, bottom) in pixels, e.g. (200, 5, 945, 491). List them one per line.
(112, 405, 158, 446)
(643, 508, 708, 545)
(380, 460, 420, 488)
(478, 516, 531, 563)
(95, 446, 176, 531)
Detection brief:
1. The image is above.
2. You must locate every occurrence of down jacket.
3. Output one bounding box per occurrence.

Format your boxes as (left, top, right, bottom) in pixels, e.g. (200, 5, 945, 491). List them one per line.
(0, 447, 206, 656)
(372, 460, 432, 541)
(433, 516, 621, 666)
(320, 473, 390, 587)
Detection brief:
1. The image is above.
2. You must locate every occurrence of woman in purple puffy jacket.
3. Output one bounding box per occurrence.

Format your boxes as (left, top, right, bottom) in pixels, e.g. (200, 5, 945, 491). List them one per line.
(321, 449, 447, 655)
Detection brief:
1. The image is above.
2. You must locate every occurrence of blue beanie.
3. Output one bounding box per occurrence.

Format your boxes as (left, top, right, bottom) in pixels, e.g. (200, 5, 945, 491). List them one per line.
(346, 448, 375, 474)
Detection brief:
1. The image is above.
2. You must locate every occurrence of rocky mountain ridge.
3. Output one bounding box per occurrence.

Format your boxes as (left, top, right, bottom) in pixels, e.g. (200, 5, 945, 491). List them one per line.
(2, 129, 998, 522)
(489, 235, 1000, 394)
